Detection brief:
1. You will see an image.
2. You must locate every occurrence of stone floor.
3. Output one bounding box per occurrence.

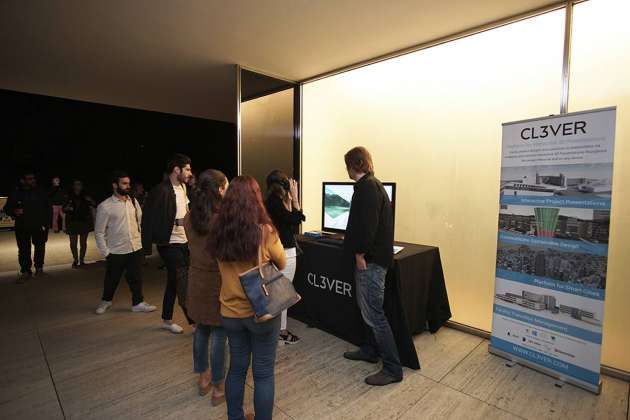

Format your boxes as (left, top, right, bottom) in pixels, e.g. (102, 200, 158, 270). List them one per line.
(0, 231, 628, 419)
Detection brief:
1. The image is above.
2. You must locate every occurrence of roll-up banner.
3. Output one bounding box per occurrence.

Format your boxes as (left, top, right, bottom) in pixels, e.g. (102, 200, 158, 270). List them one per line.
(490, 107, 616, 394)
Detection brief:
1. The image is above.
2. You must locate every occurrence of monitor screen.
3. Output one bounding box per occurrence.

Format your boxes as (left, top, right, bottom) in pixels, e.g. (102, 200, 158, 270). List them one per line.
(322, 182, 396, 233)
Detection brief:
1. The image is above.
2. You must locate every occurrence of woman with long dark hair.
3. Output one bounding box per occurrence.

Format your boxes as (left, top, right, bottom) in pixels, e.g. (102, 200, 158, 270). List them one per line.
(208, 175, 286, 420)
(184, 169, 229, 405)
(265, 170, 305, 344)
(63, 179, 96, 268)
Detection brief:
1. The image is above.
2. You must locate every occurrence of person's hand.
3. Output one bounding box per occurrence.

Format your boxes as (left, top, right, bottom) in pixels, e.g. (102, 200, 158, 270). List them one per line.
(289, 179, 299, 201)
(355, 254, 367, 271)
(289, 179, 301, 210)
(14, 208, 24, 216)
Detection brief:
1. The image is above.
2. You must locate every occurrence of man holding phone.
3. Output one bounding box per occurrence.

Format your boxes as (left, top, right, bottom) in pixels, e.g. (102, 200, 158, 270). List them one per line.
(3, 172, 51, 283)
(342, 146, 403, 386)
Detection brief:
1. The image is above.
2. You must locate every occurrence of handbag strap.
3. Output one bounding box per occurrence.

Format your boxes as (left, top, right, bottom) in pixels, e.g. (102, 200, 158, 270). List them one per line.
(257, 225, 265, 280)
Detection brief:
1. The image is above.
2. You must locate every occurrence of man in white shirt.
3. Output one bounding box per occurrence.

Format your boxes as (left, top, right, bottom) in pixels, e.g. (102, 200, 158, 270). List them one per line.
(142, 154, 194, 334)
(94, 171, 156, 315)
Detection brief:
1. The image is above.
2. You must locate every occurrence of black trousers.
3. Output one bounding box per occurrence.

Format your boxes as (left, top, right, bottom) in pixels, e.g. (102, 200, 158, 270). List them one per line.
(102, 250, 144, 306)
(157, 243, 193, 324)
(15, 227, 47, 273)
(69, 232, 89, 263)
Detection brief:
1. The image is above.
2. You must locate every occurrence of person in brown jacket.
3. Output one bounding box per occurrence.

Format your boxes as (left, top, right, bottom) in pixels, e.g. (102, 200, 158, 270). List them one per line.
(208, 175, 286, 420)
(184, 169, 229, 405)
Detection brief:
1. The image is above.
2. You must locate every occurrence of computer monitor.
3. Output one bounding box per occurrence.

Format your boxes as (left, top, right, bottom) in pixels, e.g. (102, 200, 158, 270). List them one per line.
(322, 182, 396, 234)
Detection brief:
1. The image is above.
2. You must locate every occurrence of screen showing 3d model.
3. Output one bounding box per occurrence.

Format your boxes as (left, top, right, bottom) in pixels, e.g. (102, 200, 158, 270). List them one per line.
(322, 182, 395, 232)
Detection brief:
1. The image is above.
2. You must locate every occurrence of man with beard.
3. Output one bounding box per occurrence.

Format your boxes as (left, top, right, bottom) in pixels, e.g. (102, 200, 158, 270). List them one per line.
(94, 171, 156, 315)
(142, 154, 194, 334)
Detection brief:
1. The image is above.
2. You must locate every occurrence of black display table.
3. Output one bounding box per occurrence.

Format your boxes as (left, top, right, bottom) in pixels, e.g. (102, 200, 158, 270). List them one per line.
(288, 236, 452, 370)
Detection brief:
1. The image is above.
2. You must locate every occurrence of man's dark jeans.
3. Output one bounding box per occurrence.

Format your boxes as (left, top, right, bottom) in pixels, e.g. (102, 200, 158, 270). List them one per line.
(355, 263, 403, 378)
(15, 227, 47, 273)
(157, 243, 193, 324)
(102, 250, 144, 306)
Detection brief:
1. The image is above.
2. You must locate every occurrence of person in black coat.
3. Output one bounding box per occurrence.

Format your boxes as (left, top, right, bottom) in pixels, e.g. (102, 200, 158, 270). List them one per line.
(132, 181, 147, 209)
(265, 170, 306, 344)
(142, 154, 195, 333)
(341, 146, 402, 387)
(63, 179, 96, 268)
(3, 172, 52, 282)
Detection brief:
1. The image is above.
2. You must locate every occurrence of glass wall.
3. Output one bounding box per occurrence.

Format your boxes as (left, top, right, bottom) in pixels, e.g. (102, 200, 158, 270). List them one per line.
(302, 9, 565, 348)
(570, 0, 630, 373)
(241, 88, 294, 193)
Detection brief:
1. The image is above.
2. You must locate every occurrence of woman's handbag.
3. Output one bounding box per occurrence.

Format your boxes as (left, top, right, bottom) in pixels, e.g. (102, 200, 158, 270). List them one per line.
(239, 232, 301, 322)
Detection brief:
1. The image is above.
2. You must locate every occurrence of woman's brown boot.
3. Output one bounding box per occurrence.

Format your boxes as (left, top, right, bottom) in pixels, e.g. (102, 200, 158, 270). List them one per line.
(198, 370, 211, 396)
(211, 379, 226, 406)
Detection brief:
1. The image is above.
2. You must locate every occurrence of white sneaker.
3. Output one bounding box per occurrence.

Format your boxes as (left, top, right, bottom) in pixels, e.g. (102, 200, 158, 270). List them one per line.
(132, 302, 157, 313)
(162, 322, 184, 334)
(95, 300, 112, 315)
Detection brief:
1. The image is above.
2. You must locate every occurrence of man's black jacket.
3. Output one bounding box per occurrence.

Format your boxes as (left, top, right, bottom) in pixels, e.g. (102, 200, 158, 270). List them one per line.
(3, 187, 52, 230)
(343, 174, 394, 269)
(141, 180, 186, 252)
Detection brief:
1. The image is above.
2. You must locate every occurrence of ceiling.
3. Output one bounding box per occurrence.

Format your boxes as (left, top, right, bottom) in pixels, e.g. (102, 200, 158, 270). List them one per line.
(0, 0, 561, 123)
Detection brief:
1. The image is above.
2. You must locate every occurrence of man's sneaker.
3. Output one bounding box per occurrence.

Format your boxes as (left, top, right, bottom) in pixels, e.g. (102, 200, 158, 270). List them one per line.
(343, 350, 379, 364)
(16, 271, 31, 284)
(95, 301, 112, 315)
(34, 268, 44, 276)
(162, 322, 184, 334)
(132, 302, 157, 313)
(365, 370, 403, 386)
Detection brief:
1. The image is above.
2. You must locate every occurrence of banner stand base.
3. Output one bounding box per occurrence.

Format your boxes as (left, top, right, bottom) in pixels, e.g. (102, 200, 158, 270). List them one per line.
(488, 344, 602, 395)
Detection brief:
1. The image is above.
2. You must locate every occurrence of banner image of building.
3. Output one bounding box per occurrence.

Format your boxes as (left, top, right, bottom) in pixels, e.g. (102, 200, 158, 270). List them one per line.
(490, 107, 616, 394)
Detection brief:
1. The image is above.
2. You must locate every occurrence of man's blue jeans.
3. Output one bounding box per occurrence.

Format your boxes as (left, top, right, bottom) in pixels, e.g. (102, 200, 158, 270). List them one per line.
(221, 316, 281, 420)
(355, 263, 403, 378)
(193, 324, 227, 384)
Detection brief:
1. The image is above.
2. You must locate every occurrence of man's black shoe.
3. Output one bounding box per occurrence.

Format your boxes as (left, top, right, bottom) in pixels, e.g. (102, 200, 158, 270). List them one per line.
(365, 371, 403, 386)
(343, 350, 378, 364)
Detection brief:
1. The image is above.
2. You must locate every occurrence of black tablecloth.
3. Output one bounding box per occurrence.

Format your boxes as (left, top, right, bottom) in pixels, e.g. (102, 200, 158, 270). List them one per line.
(288, 236, 452, 370)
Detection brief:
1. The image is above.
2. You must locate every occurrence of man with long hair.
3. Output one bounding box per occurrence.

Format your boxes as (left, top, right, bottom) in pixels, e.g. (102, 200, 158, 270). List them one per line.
(342, 146, 403, 386)
(142, 153, 194, 334)
(208, 175, 286, 420)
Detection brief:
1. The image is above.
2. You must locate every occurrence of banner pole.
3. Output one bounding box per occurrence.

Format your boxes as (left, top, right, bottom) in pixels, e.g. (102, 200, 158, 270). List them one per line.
(560, 1, 574, 114)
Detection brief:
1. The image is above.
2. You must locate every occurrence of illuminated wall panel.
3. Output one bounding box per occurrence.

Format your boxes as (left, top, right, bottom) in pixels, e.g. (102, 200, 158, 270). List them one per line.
(303, 11, 564, 351)
(570, 0, 630, 372)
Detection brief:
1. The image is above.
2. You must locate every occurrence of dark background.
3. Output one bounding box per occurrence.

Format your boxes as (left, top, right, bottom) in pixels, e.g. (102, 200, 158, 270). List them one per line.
(1, 89, 237, 201)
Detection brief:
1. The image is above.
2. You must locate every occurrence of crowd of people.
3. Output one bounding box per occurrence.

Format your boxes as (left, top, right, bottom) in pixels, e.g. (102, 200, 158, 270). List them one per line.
(2, 147, 403, 420)
(2, 173, 148, 275)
